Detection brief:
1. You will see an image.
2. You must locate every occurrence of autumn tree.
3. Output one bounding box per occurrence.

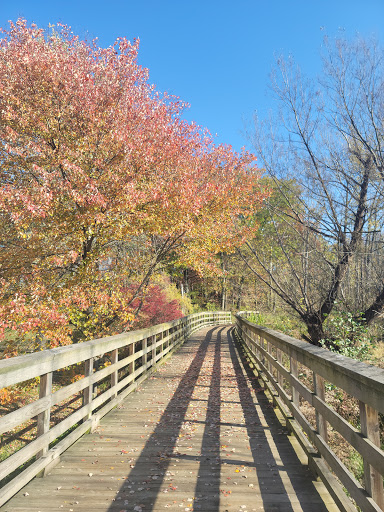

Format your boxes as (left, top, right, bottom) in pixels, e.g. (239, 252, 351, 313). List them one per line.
(243, 36, 384, 345)
(0, 19, 266, 352)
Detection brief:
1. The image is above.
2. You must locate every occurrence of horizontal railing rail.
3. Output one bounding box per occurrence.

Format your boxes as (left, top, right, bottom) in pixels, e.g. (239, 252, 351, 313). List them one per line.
(0, 311, 231, 506)
(235, 311, 384, 512)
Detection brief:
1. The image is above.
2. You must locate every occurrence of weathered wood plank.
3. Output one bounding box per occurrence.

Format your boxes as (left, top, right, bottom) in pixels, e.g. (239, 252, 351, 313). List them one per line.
(236, 316, 384, 413)
(313, 373, 328, 442)
(359, 402, 384, 509)
(36, 372, 52, 458)
(236, 313, 384, 512)
(2, 326, 337, 512)
(251, 345, 380, 512)
(0, 313, 225, 389)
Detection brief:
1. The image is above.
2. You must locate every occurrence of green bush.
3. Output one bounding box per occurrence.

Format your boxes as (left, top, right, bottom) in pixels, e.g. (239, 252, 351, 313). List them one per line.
(320, 311, 371, 361)
(247, 311, 304, 338)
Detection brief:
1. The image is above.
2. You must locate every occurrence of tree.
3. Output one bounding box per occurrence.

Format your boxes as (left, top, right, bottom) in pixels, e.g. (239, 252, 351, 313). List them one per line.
(0, 19, 266, 352)
(131, 275, 191, 329)
(243, 35, 384, 345)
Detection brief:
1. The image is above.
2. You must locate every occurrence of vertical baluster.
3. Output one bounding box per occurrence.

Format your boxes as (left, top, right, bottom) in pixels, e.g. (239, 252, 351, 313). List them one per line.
(277, 348, 283, 388)
(83, 358, 93, 421)
(290, 356, 299, 407)
(165, 329, 169, 350)
(159, 330, 164, 359)
(128, 342, 134, 380)
(267, 340, 272, 375)
(36, 372, 53, 458)
(152, 335, 157, 366)
(313, 373, 328, 442)
(255, 333, 261, 362)
(359, 401, 384, 509)
(111, 349, 118, 398)
(253, 331, 258, 359)
(260, 336, 265, 366)
(249, 328, 255, 356)
(142, 337, 148, 368)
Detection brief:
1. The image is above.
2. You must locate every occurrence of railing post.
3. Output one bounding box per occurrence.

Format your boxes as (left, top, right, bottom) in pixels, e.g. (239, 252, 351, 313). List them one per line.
(36, 372, 52, 458)
(159, 330, 164, 358)
(165, 329, 169, 350)
(128, 342, 134, 378)
(359, 401, 384, 509)
(277, 348, 283, 388)
(249, 327, 255, 354)
(111, 349, 118, 399)
(313, 372, 328, 442)
(83, 358, 93, 421)
(259, 334, 265, 365)
(255, 332, 261, 362)
(152, 335, 156, 366)
(182, 321, 186, 341)
(267, 340, 273, 376)
(290, 356, 299, 407)
(142, 338, 148, 368)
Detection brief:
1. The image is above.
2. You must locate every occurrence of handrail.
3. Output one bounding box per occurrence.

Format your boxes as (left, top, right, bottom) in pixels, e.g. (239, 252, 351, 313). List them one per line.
(235, 312, 384, 512)
(0, 311, 231, 506)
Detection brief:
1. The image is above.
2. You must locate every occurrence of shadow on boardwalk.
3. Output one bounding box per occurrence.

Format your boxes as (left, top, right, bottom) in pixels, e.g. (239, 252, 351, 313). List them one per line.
(105, 326, 332, 512)
(2, 325, 334, 511)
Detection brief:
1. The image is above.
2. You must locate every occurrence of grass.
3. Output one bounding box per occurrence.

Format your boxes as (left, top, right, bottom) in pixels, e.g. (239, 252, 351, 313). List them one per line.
(246, 310, 305, 339)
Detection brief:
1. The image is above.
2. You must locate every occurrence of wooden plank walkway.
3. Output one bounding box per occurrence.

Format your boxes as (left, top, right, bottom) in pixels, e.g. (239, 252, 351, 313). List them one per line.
(2, 326, 339, 512)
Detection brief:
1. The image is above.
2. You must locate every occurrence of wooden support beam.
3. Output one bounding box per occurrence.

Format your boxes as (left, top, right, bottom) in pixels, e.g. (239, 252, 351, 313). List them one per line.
(83, 358, 93, 421)
(290, 357, 299, 407)
(277, 348, 283, 388)
(36, 372, 52, 459)
(313, 372, 328, 443)
(111, 349, 118, 398)
(359, 401, 384, 509)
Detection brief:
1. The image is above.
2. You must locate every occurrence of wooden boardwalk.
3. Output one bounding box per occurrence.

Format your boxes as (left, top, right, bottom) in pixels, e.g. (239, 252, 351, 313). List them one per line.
(3, 326, 338, 512)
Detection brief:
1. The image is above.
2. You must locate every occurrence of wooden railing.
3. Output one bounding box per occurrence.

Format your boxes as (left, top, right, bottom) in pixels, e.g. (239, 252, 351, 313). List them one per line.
(0, 311, 231, 506)
(235, 312, 384, 512)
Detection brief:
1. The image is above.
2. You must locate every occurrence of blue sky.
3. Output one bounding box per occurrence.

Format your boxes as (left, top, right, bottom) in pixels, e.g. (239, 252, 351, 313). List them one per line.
(1, 1, 383, 154)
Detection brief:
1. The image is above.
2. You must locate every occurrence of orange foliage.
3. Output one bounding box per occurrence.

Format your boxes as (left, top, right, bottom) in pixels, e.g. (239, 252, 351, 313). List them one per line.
(0, 19, 268, 351)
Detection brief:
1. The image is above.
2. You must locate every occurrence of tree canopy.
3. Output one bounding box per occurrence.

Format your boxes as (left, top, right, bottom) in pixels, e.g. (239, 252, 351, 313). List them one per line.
(244, 35, 384, 344)
(0, 19, 266, 351)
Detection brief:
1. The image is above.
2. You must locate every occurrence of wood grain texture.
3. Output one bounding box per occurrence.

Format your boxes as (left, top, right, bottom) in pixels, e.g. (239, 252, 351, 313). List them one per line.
(0, 312, 232, 507)
(236, 313, 384, 512)
(235, 315, 384, 413)
(2, 326, 337, 512)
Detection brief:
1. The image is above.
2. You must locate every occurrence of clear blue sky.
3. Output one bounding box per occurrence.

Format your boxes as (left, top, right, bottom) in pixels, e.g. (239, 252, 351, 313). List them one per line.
(1, 0, 383, 154)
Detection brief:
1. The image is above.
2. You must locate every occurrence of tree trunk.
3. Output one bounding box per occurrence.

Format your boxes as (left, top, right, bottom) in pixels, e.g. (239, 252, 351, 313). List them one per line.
(302, 313, 325, 346)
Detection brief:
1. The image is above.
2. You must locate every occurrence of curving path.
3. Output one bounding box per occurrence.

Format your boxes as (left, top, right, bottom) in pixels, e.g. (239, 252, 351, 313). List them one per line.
(3, 326, 338, 512)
